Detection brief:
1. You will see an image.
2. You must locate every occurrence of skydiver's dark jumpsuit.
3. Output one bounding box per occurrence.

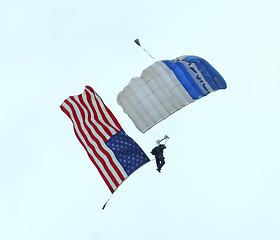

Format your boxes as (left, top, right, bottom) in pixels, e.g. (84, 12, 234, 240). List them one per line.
(151, 144, 166, 172)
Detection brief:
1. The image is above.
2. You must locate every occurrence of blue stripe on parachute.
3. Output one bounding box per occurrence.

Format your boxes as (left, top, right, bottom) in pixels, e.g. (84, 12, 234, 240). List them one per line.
(163, 60, 204, 100)
(163, 56, 226, 100)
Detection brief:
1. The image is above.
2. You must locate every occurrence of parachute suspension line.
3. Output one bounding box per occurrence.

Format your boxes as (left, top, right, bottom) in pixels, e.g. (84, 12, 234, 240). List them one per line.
(167, 121, 182, 139)
(164, 109, 185, 140)
(134, 39, 155, 60)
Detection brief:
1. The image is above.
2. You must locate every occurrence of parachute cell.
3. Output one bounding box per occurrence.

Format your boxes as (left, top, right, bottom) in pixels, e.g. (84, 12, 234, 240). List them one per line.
(117, 55, 227, 133)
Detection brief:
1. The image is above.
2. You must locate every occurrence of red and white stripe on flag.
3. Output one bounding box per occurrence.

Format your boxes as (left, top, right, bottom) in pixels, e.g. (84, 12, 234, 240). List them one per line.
(60, 86, 128, 193)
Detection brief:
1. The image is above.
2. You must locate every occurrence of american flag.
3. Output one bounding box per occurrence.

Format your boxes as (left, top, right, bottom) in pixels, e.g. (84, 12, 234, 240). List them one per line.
(60, 86, 149, 193)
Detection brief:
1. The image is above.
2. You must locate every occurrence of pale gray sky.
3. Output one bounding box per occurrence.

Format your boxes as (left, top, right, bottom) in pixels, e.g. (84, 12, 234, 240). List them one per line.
(1, 0, 280, 239)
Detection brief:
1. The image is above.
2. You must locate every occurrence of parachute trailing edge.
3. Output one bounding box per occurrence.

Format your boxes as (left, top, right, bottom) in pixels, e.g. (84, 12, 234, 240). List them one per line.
(117, 55, 227, 133)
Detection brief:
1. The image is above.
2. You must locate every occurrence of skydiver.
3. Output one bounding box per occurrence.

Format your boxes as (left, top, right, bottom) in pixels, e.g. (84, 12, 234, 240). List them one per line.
(151, 144, 166, 173)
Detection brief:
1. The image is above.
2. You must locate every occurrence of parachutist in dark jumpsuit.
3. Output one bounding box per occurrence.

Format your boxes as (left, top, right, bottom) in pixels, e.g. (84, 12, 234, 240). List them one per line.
(151, 144, 166, 173)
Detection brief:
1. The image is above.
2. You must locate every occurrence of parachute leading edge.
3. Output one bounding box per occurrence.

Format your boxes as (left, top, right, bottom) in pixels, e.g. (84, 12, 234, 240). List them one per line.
(117, 55, 227, 133)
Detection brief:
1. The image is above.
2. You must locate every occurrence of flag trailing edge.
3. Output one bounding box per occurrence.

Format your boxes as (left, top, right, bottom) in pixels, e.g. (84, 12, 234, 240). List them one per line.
(60, 86, 150, 193)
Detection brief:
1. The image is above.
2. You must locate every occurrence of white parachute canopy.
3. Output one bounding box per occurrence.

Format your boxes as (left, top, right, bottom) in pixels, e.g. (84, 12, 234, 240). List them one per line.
(117, 55, 227, 133)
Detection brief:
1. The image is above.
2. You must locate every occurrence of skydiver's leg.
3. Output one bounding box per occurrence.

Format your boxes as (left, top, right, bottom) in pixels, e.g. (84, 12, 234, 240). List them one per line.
(161, 158, 165, 169)
(156, 158, 161, 172)
(158, 158, 165, 171)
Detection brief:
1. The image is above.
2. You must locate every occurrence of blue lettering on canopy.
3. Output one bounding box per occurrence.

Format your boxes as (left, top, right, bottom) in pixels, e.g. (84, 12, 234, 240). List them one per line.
(162, 60, 205, 100)
(183, 56, 227, 91)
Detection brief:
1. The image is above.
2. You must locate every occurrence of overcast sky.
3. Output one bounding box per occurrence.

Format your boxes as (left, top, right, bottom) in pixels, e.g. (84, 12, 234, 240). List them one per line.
(1, 0, 280, 239)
